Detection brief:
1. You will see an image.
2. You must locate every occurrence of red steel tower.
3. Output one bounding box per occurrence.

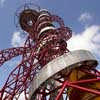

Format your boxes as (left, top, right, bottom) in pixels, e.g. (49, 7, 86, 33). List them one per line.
(0, 4, 100, 100)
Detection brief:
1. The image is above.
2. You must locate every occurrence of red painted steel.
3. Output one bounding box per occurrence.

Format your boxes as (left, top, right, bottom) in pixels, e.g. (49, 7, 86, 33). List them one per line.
(0, 5, 71, 99)
(55, 68, 100, 100)
(0, 47, 30, 66)
(0, 4, 100, 100)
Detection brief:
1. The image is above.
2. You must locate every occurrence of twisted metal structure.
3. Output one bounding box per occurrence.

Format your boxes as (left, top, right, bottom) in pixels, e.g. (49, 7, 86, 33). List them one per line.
(0, 4, 71, 100)
(0, 4, 100, 100)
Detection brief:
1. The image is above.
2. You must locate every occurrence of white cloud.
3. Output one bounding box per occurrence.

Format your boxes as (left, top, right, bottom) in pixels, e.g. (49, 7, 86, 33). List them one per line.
(78, 12, 93, 23)
(0, 0, 6, 7)
(18, 94, 25, 100)
(68, 25, 100, 55)
(13, 92, 26, 100)
(11, 31, 26, 47)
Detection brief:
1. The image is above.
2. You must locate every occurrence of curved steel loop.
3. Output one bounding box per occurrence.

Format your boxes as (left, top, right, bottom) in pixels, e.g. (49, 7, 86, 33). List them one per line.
(51, 15, 65, 28)
(0, 48, 39, 99)
(0, 47, 31, 67)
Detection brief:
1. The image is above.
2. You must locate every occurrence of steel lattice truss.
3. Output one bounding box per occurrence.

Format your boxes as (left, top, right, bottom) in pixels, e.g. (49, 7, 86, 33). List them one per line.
(0, 4, 100, 100)
(0, 4, 72, 99)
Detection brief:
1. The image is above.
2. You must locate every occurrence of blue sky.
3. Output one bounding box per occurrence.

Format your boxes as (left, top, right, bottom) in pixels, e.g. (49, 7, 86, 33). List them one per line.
(0, 0, 100, 99)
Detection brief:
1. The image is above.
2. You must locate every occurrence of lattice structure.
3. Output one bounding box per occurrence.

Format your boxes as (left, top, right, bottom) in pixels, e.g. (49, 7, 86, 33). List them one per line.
(0, 4, 100, 100)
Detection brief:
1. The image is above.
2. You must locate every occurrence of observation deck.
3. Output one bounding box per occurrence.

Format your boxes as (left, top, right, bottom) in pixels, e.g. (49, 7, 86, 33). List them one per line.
(29, 50, 98, 99)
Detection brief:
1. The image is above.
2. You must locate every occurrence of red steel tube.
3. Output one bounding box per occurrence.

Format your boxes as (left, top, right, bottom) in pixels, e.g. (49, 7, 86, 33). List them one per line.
(70, 78, 100, 84)
(55, 78, 100, 100)
(67, 82, 100, 95)
(55, 81, 68, 100)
